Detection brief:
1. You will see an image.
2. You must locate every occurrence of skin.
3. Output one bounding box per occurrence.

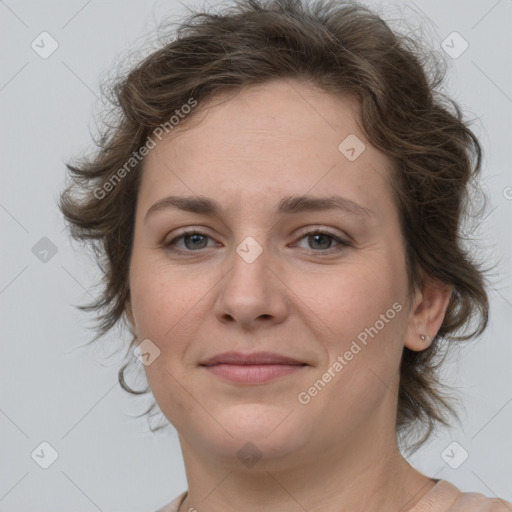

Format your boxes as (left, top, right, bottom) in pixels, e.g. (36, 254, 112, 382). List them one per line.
(126, 78, 452, 512)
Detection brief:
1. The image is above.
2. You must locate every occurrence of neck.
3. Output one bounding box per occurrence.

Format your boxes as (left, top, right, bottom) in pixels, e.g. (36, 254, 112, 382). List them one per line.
(176, 422, 435, 512)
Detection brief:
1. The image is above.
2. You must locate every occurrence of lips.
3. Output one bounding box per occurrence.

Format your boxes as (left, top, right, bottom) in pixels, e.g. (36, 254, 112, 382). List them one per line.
(199, 351, 306, 366)
(199, 351, 308, 384)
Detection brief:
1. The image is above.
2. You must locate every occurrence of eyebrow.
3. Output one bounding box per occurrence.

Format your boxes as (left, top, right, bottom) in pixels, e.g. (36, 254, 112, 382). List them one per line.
(144, 194, 374, 223)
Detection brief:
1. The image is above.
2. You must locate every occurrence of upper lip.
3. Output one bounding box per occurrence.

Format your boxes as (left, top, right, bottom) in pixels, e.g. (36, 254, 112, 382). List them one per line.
(200, 351, 307, 366)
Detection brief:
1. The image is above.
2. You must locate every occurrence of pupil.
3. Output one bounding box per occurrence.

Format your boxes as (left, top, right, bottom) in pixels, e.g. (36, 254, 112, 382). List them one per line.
(310, 234, 331, 249)
(186, 234, 207, 249)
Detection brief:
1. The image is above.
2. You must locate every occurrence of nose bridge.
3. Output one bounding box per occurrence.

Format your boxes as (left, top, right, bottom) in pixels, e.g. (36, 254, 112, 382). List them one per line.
(226, 234, 271, 300)
(213, 232, 288, 327)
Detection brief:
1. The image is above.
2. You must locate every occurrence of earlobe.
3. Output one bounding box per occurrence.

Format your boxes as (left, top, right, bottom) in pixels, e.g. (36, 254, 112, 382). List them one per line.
(404, 277, 452, 352)
(406, 332, 434, 352)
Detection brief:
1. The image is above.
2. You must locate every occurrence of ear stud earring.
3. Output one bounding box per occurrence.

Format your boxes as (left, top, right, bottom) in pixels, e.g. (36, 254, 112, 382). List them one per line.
(420, 334, 431, 342)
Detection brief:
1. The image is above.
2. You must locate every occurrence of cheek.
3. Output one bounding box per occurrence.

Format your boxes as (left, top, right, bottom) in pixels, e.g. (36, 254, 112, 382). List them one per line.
(294, 260, 402, 335)
(304, 264, 405, 416)
(130, 255, 197, 338)
(301, 259, 407, 387)
(130, 267, 205, 425)
(129, 260, 215, 406)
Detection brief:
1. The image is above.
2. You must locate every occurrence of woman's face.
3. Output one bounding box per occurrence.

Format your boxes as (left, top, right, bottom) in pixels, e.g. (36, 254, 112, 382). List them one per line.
(128, 79, 421, 466)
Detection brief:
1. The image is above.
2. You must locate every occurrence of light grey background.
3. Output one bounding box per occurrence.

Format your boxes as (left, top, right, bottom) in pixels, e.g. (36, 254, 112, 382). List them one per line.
(1, 0, 511, 510)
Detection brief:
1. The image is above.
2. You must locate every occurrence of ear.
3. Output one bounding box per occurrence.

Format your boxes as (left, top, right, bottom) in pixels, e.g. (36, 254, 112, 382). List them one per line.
(404, 275, 452, 351)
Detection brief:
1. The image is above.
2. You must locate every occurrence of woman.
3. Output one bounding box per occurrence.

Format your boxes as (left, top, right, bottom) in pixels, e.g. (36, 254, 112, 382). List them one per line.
(59, 0, 511, 510)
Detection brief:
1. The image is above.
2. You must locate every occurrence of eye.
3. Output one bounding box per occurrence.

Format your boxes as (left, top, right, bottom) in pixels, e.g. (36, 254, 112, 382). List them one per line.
(164, 228, 350, 255)
(164, 230, 217, 252)
(292, 229, 351, 253)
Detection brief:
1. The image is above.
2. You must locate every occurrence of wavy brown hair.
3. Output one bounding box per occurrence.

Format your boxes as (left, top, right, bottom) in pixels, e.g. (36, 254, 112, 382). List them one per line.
(59, 0, 492, 453)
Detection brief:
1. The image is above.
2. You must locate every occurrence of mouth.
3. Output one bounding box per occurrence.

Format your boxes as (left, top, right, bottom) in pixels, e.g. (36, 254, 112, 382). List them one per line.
(199, 351, 308, 384)
(202, 363, 307, 384)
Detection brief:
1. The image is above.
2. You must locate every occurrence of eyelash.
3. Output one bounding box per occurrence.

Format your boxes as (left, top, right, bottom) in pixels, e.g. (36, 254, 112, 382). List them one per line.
(163, 228, 351, 255)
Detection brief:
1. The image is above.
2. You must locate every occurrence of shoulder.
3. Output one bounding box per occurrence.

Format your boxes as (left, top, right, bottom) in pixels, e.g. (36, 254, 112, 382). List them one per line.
(154, 490, 187, 512)
(412, 480, 512, 512)
(449, 492, 512, 511)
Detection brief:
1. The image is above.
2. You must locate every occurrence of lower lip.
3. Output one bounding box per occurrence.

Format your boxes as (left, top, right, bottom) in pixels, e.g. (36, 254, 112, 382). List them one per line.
(203, 364, 306, 384)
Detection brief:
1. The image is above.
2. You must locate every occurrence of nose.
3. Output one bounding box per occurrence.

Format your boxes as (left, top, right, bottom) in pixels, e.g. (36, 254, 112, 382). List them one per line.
(213, 242, 289, 330)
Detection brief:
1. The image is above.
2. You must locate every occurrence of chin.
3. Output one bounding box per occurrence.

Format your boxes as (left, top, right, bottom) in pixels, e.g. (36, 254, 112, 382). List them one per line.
(190, 404, 313, 466)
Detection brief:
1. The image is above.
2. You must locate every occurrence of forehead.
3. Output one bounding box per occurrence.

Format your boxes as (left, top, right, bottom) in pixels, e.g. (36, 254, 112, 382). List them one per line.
(138, 79, 394, 218)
